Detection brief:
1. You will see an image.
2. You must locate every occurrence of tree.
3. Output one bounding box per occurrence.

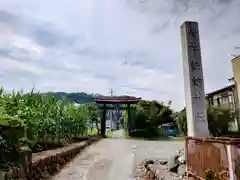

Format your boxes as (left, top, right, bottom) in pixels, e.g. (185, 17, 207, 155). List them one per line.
(137, 100, 174, 128)
(174, 105, 235, 136)
(86, 104, 101, 134)
(207, 106, 235, 136)
(125, 100, 174, 137)
(174, 108, 188, 136)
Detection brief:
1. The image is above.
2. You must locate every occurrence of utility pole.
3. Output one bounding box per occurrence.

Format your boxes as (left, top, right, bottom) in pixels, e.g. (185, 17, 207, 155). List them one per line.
(110, 88, 113, 96)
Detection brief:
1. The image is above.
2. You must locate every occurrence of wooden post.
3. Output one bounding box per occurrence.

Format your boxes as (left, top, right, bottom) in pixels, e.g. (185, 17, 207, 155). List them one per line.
(180, 21, 209, 137)
(127, 103, 132, 136)
(101, 104, 106, 137)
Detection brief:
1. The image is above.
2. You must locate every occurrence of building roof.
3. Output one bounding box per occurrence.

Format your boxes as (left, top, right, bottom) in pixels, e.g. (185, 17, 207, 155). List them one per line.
(94, 97, 141, 103)
(206, 84, 235, 97)
(231, 55, 240, 62)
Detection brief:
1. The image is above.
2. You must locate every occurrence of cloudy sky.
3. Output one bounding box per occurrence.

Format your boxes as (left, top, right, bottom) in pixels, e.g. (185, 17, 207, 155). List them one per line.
(0, 0, 239, 110)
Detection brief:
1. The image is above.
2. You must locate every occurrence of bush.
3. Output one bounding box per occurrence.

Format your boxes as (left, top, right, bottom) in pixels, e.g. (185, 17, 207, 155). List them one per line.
(175, 109, 188, 136)
(124, 100, 174, 137)
(207, 106, 235, 136)
(0, 116, 27, 168)
(175, 105, 235, 137)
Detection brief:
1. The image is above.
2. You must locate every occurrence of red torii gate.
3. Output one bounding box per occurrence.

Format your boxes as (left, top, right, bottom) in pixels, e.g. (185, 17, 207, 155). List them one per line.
(93, 97, 141, 136)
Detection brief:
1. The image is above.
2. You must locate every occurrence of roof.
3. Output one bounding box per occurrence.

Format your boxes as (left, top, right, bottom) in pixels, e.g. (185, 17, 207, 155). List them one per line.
(206, 84, 235, 97)
(231, 55, 240, 62)
(94, 97, 141, 103)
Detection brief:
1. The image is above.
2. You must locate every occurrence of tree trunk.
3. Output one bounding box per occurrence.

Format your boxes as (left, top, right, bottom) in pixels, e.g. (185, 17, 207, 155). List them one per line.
(95, 120, 100, 135)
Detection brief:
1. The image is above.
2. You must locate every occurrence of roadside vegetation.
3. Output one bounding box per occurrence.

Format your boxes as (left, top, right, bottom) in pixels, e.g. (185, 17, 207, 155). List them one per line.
(1, 87, 237, 170)
(175, 105, 237, 137)
(124, 100, 238, 139)
(0, 88, 101, 169)
(123, 100, 175, 138)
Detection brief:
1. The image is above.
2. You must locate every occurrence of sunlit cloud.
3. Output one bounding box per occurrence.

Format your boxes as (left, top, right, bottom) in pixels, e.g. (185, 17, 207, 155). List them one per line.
(0, 0, 239, 110)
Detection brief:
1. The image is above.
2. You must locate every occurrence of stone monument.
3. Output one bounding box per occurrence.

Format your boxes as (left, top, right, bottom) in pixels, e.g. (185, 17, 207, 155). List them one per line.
(180, 21, 209, 137)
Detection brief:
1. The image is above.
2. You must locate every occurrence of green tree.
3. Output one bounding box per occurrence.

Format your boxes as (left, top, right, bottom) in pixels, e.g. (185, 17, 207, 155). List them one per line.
(125, 100, 174, 137)
(86, 104, 101, 134)
(174, 105, 235, 136)
(174, 108, 188, 136)
(137, 100, 174, 128)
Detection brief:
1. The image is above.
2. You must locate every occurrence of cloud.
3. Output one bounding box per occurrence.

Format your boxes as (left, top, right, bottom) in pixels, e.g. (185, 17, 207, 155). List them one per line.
(0, 0, 239, 110)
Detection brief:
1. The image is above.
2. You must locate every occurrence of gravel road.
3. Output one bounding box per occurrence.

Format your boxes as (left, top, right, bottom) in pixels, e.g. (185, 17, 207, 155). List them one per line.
(52, 130, 184, 180)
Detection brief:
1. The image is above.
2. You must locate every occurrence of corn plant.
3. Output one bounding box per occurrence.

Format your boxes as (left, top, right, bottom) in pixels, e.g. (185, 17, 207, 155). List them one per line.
(0, 87, 93, 166)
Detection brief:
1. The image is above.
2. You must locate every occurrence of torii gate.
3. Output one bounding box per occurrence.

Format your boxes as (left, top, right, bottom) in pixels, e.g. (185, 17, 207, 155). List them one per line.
(93, 97, 141, 136)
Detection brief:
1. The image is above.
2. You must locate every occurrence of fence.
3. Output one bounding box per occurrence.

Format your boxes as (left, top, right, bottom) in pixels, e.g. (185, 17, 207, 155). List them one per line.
(186, 137, 240, 179)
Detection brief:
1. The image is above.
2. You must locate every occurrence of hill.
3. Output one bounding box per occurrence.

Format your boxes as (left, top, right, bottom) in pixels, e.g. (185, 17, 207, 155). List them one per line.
(42, 92, 136, 104)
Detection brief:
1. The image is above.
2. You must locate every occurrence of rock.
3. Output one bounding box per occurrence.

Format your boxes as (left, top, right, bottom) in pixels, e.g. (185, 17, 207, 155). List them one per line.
(144, 160, 154, 170)
(140, 158, 187, 180)
(177, 155, 186, 164)
(167, 155, 179, 173)
(148, 164, 172, 180)
(177, 148, 185, 157)
(157, 160, 168, 165)
(177, 164, 186, 176)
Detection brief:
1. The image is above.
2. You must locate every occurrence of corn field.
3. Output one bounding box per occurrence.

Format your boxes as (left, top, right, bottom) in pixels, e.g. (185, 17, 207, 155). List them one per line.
(0, 88, 93, 167)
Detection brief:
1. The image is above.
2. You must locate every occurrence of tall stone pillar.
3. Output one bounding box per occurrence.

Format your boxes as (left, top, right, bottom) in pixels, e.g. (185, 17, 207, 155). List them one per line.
(180, 21, 209, 137)
(101, 104, 106, 136)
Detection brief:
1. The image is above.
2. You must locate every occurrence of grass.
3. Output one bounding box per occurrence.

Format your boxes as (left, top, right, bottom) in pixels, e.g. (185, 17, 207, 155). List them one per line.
(106, 130, 115, 137)
(124, 128, 185, 141)
(169, 136, 185, 141)
(87, 128, 117, 138)
(125, 136, 185, 141)
(87, 128, 98, 136)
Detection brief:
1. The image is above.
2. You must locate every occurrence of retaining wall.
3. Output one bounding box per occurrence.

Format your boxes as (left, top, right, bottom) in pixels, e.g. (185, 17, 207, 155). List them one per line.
(1, 136, 102, 180)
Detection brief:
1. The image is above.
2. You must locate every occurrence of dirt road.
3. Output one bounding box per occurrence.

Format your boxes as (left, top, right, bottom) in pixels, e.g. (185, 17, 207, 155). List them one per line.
(52, 130, 184, 180)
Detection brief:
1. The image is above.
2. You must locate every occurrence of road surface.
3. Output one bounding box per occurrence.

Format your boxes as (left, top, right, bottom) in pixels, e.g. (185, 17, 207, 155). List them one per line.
(52, 130, 184, 180)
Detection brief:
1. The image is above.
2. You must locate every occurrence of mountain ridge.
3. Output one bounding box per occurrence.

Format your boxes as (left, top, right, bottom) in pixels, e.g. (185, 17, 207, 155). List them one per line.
(42, 92, 137, 104)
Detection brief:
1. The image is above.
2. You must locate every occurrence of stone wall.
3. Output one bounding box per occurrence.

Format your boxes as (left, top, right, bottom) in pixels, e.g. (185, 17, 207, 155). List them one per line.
(1, 136, 102, 180)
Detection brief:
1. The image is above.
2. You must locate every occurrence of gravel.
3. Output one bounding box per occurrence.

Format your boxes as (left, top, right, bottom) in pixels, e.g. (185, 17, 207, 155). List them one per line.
(135, 148, 187, 180)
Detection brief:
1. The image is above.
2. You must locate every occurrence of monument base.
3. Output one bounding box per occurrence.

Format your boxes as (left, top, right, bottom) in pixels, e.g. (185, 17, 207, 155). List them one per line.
(186, 136, 240, 179)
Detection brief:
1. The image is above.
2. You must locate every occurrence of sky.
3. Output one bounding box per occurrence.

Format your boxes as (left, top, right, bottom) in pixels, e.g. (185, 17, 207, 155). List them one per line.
(0, 0, 239, 110)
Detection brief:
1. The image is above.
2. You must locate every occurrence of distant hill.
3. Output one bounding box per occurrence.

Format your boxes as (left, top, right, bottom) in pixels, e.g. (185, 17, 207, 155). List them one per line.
(42, 92, 136, 104)
(41, 92, 95, 104)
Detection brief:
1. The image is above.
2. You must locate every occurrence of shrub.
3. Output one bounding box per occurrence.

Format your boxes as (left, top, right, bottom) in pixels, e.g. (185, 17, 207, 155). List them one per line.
(124, 100, 174, 137)
(0, 116, 27, 168)
(175, 105, 235, 137)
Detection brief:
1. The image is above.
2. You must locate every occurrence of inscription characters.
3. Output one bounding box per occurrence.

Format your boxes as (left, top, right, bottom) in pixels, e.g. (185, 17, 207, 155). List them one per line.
(191, 61, 201, 70)
(192, 77, 202, 88)
(195, 112, 205, 122)
(188, 23, 206, 122)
